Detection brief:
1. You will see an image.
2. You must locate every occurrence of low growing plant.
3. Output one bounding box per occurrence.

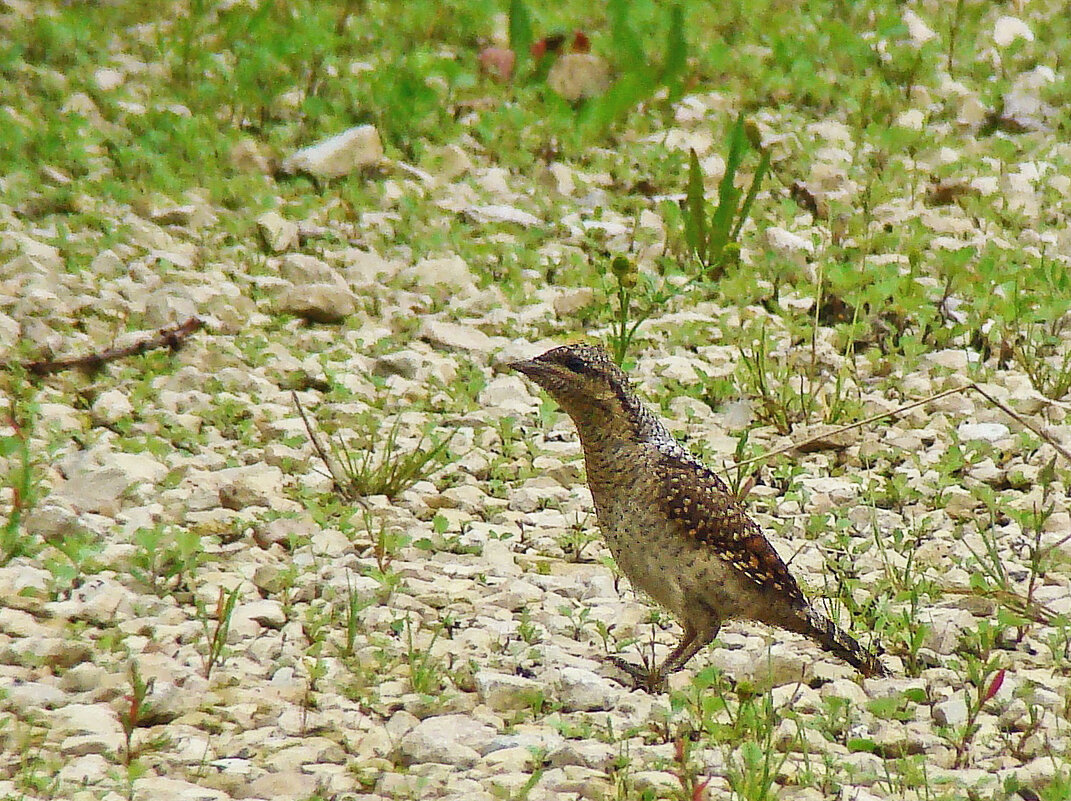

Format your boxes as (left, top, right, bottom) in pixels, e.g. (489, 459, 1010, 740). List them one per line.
(603, 115, 769, 365)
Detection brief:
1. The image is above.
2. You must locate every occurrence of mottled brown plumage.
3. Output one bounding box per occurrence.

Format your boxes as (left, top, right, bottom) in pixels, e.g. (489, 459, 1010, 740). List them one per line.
(512, 343, 887, 688)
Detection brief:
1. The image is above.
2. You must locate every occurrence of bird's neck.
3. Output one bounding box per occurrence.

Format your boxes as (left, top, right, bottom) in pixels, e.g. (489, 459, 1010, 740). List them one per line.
(572, 398, 674, 470)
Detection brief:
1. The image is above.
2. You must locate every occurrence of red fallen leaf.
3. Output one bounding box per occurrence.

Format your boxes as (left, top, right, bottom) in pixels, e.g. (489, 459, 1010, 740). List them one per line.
(479, 47, 516, 82)
(572, 30, 591, 53)
(983, 669, 1006, 703)
(532, 32, 567, 58)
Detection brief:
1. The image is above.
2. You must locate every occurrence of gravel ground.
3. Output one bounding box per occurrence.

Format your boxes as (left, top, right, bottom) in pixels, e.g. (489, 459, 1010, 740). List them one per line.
(2, 3, 1071, 801)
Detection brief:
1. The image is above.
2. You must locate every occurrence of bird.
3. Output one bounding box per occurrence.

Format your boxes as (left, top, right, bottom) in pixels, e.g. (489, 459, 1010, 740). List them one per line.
(511, 342, 888, 689)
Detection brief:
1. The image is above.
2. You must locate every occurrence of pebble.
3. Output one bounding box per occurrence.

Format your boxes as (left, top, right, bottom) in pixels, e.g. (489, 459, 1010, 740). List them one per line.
(396, 715, 497, 767)
(420, 320, 495, 354)
(475, 671, 543, 711)
(276, 282, 356, 323)
(956, 421, 1011, 443)
(281, 124, 384, 179)
(257, 211, 299, 253)
(554, 667, 619, 712)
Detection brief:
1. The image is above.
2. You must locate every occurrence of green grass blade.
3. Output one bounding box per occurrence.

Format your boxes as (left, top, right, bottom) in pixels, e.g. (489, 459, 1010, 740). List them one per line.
(509, 0, 533, 66)
(608, 0, 646, 72)
(731, 147, 771, 241)
(684, 147, 707, 262)
(662, 4, 687, 95)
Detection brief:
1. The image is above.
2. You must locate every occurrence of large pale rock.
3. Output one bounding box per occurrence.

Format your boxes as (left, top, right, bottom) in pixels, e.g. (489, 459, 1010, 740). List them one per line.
(51, 466, 132, 515)
(278, 253, 338, 285)
(50, 703, 124, 755)
(555, 667, 617, 712)
(245, 770, 321, 800)
(395, 714, 496, 767)
(276, 283, 355, 324)
(957, 421, 1010, 443)
(90, 389, 133, 426)
(6, 680, 68, 712)
(993, 15, 1033, 47)
(420, 320, 493, 354)
(217, 464, 287, 510)
(403, 254, 476, 291)
(281, 124, 384, 179)
(48, 577, 138, 624)
(257, 211, 299, 253)
(475, 672, 543, 711)
(933, 695, 970, 727)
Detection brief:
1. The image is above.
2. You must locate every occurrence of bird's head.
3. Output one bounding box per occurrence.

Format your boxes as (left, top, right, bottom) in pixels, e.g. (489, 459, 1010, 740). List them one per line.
(510, 343, 634, 430)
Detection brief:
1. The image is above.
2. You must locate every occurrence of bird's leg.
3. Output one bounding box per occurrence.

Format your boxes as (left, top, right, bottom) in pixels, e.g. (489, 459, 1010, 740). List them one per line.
(659, 622, 719, 676)
(606, 622, 719, 692)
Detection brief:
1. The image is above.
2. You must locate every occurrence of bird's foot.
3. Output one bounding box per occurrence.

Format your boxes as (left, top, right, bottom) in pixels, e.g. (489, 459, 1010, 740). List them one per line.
(604, 654, 667, 693)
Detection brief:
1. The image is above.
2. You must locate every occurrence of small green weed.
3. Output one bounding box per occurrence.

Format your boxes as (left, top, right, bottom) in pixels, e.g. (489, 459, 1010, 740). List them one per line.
(0, 379, 43, 565)
(196, 585, 241, 680)
(130, 524, 204, 595)
(295, 392, 455, 501)
(603, 115, 769, 365)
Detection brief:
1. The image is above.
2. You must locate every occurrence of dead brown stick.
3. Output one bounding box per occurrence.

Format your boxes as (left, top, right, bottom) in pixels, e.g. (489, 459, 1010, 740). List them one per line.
(730, 385, 965, 470)
(730, 381, 1071, 471)
(967, 381, 1071, 466)
(292, 390, 344, 487)
(23, 317, 204, 377)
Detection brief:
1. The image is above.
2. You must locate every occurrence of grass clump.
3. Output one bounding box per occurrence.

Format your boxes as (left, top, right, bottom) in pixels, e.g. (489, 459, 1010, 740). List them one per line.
(295, 393, 454, 502)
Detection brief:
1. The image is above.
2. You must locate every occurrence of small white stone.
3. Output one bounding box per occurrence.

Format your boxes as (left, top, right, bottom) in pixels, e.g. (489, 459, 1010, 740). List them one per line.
(374, 350, 424, 379)
(466, 205, 541, 227)
(547, 740, 617, 770)
(396, 714, 496, 767)
(93, 67, 124, 91)
(475, 672, 543, 711)
(276, 283, 355, 324)
(921, 607, 975, 654)
(281, 124, 384, 179)
(897, 108, 925, 130)
(235, 599, 287, 630)
(552, 287, 594, 316)
(217, 464, 287, 510)
(230, 138, 271, 173)
(766, 227, 814, 259)
(481, 538, 521, 575)
(6, 680, 67, 712)
(631, 771, 680, 794)
(404, 254, 476, 292)
(257, 211, 299, 253)
(902, 9, 937, 45)
(555, 667, 617, 712)
(8, 233, 63, 272)
(90, 389, 134, 425)
(278, 253, 338, 285)
(993, 15, 1034, 48)
(956, 422, 1010, 443)
(933, 695, 969, 727)
(420, 320, 494, 354)
(58, 753, 110, 785)
(49, 577, 138, 624)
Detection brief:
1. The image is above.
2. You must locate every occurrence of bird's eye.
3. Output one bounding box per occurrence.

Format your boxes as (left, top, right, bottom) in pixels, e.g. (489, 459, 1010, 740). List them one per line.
(561, 354, 589, 374)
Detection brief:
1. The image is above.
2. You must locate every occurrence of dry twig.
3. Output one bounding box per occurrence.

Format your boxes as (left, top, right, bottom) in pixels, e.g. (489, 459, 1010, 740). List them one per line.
(22, 317, 204, 376)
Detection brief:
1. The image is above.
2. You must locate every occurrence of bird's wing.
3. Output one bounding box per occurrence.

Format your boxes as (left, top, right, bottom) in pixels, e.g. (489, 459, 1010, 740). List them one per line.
(656, 452, 809, 609)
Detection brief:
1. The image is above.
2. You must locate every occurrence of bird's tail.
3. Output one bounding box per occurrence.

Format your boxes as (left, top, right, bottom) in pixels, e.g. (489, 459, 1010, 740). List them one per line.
(795, 608, 889, 677)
